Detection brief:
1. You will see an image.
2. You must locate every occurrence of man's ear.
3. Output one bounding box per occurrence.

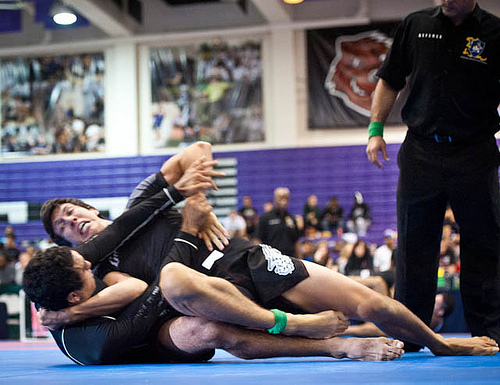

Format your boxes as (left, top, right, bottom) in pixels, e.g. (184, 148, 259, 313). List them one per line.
(67, 291, 81, 305)
(90, 208, 101, 216)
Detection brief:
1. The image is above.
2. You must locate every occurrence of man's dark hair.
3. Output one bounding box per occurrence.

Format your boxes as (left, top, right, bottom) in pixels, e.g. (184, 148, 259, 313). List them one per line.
(40, 198, 102, 245)
(22, 246, 83, 311)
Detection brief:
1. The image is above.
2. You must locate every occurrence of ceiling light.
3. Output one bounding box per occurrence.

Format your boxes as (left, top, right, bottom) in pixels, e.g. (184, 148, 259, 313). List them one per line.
(283, 0, 304, 4)
(50, 3, 77, 25)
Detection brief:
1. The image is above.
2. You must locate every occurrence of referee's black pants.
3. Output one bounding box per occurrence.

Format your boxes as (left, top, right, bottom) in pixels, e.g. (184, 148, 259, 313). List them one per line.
(395, 133, 500, 351)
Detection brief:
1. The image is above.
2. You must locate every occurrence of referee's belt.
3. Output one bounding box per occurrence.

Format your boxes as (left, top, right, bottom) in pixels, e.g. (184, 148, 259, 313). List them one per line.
(433, 134, 452, 143)
(412, 132, 490, 145)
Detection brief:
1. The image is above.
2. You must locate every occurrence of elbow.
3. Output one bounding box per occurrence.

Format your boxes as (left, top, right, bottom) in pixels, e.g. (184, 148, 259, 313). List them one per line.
(193, 141, 212, 152)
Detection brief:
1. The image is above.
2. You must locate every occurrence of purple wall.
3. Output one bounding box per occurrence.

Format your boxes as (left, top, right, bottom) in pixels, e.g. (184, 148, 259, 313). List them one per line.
(0, 143, 402, 244)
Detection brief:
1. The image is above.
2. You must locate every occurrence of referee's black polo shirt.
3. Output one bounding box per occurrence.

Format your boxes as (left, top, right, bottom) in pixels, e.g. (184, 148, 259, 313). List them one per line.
(378, 5, 500, 141)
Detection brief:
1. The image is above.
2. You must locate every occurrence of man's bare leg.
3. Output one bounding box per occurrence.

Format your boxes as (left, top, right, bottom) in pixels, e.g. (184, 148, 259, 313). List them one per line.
(342, 322, 387, 337)
(158, 316, 405, 362)
(160, 262, 348, 339)
(282, 261, 499, 356)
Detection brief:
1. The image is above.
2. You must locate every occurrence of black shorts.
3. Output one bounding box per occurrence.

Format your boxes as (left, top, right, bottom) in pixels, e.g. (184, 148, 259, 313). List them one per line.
(182, 238, 310, 311)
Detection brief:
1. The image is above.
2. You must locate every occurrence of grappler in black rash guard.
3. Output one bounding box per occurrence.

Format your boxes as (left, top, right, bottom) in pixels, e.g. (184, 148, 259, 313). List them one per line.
(37, 142, 498, 358)
(24, 189, 208, 365)
(39, 142, 346, 340)
(25, 192, 407, 363)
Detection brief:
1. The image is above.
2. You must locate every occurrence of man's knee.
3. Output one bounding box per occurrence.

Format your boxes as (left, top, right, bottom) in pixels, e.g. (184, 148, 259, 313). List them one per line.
(170, 317, 224, 349)
(160, 263, 200, 301)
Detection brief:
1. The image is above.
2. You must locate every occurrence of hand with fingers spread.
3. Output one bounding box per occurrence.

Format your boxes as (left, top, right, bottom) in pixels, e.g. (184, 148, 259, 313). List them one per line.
(199, 212, 229, 251)
(174, 156, 225, 197)
(366, 136, 390, 169)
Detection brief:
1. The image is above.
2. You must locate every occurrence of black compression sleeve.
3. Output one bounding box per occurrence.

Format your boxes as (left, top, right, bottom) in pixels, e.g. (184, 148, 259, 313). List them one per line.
(75, 186, 183, 266)
(127, 172, 170, 209)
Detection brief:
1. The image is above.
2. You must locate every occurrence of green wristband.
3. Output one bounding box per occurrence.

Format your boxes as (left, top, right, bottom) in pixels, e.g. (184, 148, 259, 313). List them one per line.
(267, 309, 287, 335)
(368, 121, 384, 138)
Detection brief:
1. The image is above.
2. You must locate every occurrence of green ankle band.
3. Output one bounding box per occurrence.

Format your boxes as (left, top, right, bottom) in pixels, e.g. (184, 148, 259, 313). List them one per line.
(368, 121, 384, 138)
(267, 309, 287, 335)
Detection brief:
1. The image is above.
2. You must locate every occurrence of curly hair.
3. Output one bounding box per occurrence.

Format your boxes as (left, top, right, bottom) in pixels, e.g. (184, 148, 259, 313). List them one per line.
(40, 198, 101, 246)
(23, 246, 83, 311)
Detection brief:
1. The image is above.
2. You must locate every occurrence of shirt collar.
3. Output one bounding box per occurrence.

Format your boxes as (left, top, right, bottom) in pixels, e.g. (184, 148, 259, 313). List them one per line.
(433, 3, 482, 26)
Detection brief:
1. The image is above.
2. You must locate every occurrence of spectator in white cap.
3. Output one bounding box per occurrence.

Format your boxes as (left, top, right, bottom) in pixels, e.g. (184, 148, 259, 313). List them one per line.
(373, 229, 397, 273)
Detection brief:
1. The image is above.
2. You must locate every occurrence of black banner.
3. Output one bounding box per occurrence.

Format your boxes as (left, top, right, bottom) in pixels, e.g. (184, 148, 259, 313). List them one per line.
(307, 23, 405, 129)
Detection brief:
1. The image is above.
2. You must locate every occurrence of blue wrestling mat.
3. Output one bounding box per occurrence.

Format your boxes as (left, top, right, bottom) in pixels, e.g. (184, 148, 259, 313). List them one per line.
(1, 336, 499, 385)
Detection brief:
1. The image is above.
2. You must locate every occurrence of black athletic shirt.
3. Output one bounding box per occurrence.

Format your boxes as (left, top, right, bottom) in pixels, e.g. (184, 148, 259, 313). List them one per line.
(50, 277, 177, 365)
(377, 5, 500, 140)
(75, 173, 183, 284)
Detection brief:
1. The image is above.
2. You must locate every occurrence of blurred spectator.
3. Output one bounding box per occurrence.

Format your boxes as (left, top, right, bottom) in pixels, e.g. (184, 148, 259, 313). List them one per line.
(3, 234, 19, 262)
(263, 201, 273, 213)
(0, 252, 15, 286)
(238, 196, 259, 239)
(15, 246, 35, 285)
(222, 209, 247, 238)
(442, 205, 460, 258)
(52, 127, 73, 153)
(303, 194, 321, 233)
(335, 233, 358, 275)
(344, 240, 374, 277)
(373, 229, 397, 273)
(299, 240, 332, 268)
(431, 292, 456, 332)
(0, 226, 14, 244)
(257, 187, 303, 258)
(346, 191, 371, 237)
(37, 238, 56, 251)
(321, 196, 344, 234)
(439, 234, 458, 275)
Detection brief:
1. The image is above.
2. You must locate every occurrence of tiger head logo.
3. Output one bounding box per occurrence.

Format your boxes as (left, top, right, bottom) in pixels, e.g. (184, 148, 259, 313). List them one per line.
(325, 30, 392, 117)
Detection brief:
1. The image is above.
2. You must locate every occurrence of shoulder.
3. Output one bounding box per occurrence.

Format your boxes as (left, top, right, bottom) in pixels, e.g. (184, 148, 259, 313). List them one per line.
(405, 6, 438, 22)
(397, 6, 438, 31)
(479, 7, 500, 38)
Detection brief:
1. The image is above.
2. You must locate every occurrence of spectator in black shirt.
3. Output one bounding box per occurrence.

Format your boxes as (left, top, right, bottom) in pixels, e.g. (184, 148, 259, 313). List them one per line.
(257, 187, 303, 257)
(238, 196, 259, 239)
(303, 195, 322, 233)
(344, 240, 374, 277)
(321, 196, 344, 234)
(366, 0, 500, 351)
(4, 234, 20, 262)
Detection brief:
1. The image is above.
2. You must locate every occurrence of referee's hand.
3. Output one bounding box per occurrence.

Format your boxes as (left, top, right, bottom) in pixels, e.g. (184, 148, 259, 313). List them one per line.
(366, 136, 390, 169)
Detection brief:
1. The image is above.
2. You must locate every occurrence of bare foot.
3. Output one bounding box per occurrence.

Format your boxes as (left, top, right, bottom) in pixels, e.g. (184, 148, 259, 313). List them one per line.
(432, 336, 499, 356)
(333, 337, 405, 361)
(283, 310, 349, 339)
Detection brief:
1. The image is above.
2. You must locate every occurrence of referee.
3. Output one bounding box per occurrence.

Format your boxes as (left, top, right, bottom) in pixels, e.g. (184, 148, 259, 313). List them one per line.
(366, 0, 500, 351)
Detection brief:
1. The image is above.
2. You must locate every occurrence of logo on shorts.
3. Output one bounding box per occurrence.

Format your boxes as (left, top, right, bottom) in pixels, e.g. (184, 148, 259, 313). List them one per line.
(260, 244, 295, 276)
(462, 37, 487, 63)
